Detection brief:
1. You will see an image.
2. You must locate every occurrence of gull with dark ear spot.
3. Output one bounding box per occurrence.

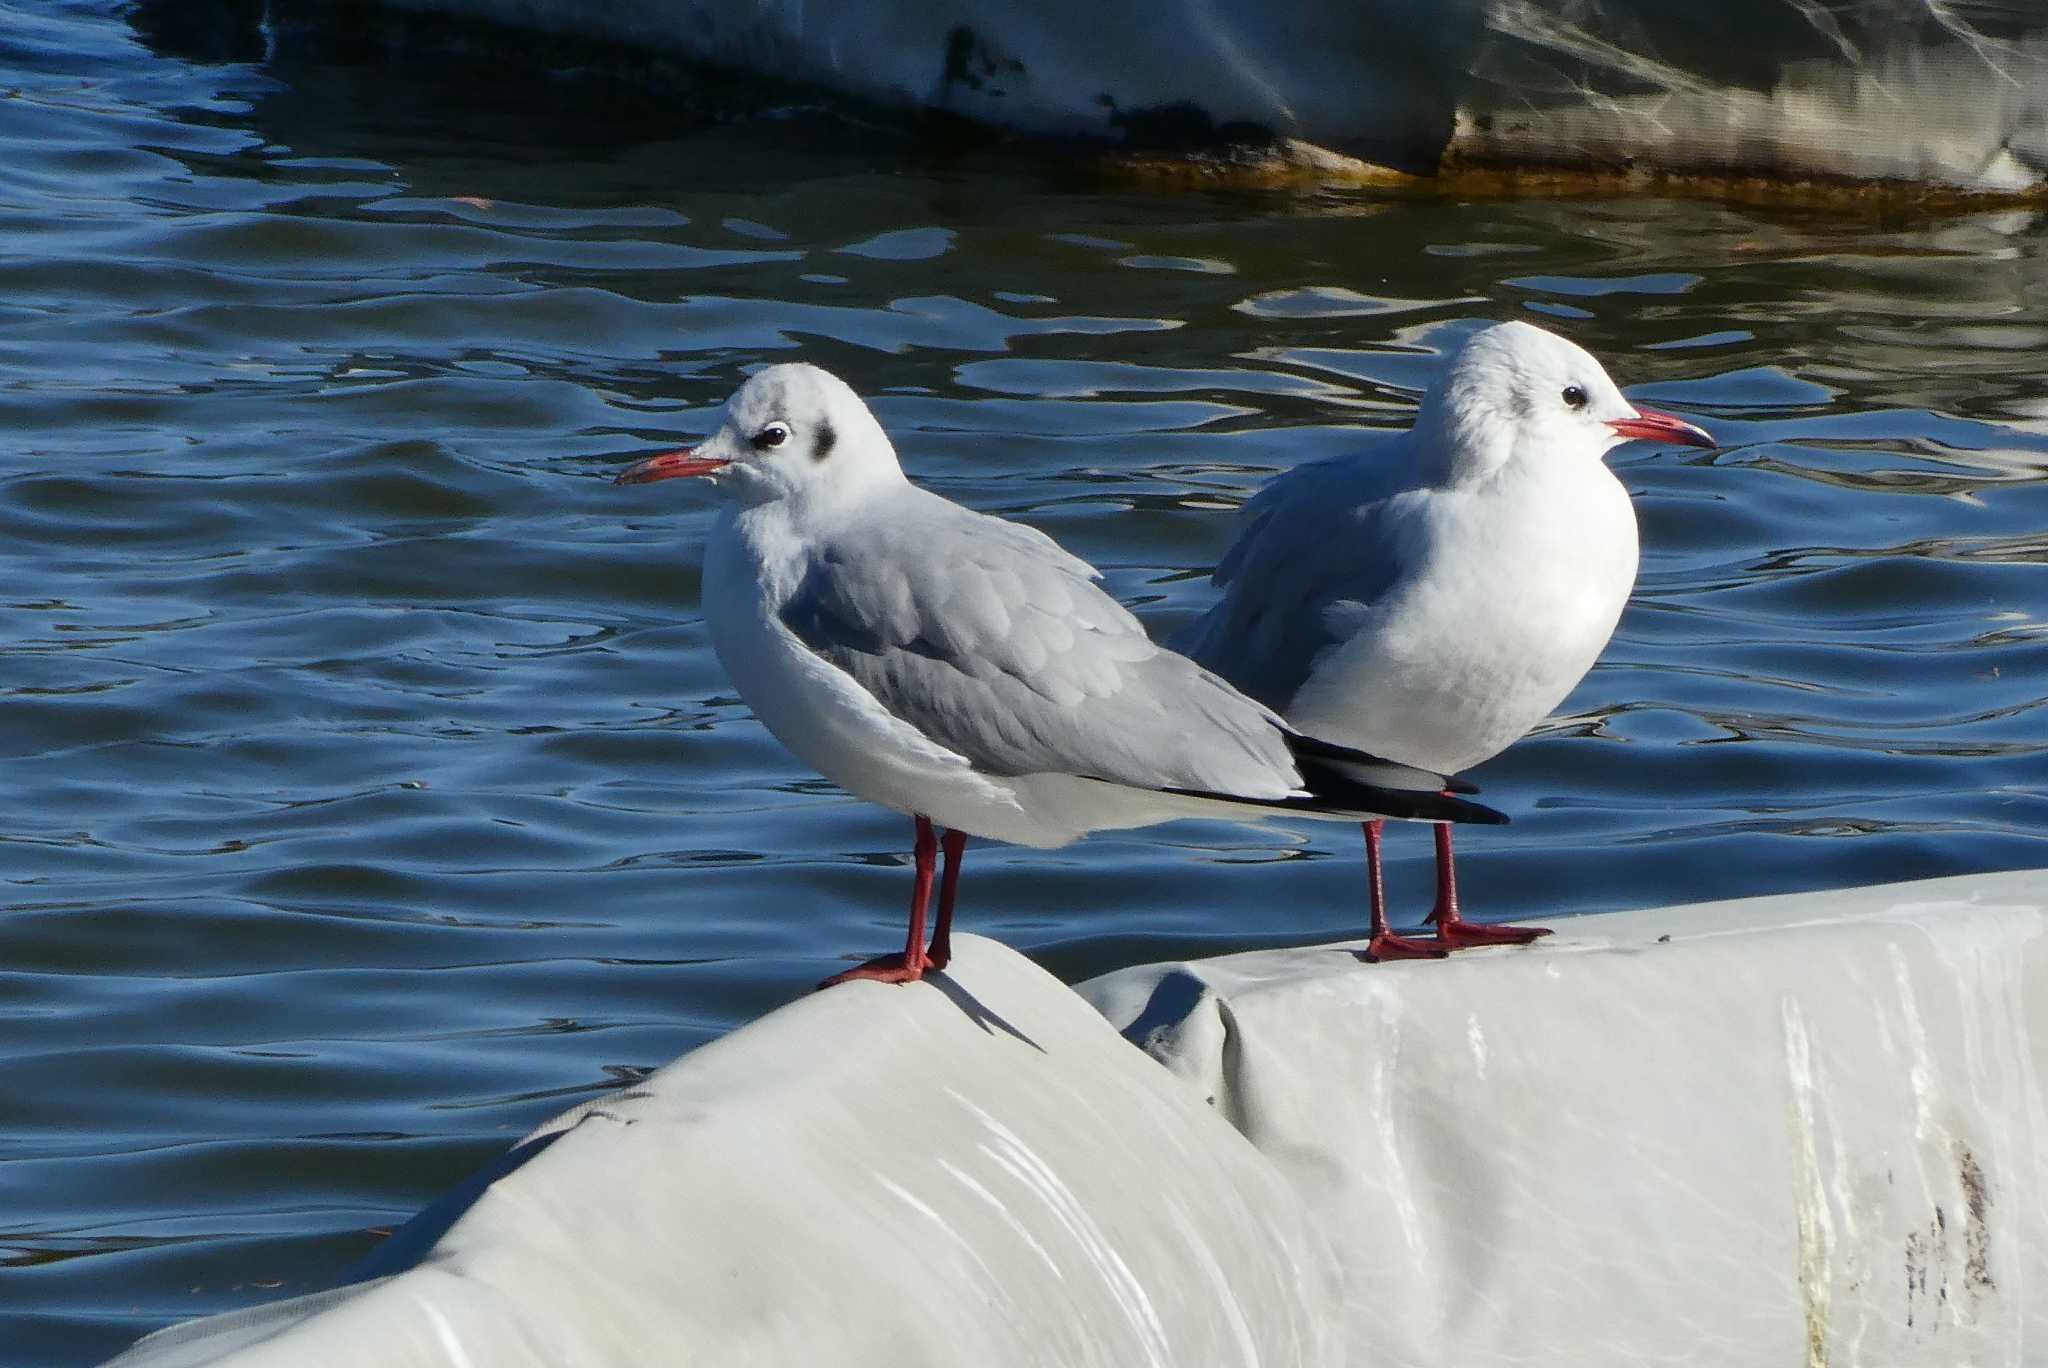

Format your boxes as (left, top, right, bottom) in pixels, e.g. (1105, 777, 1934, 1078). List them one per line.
(617, 362, 1508, 988)
(1180, 320, 1715, 960)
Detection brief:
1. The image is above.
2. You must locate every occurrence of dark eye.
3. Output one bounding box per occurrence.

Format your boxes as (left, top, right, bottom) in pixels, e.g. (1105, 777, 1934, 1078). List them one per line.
(753, 422, 790, 450)
(1561, 384, 1588, 410)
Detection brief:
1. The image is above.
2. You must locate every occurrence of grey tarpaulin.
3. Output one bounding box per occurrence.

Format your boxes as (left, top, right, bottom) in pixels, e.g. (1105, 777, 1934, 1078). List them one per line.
(1082, 869, 2048, 1366)
(107, 933, 1339, 1368)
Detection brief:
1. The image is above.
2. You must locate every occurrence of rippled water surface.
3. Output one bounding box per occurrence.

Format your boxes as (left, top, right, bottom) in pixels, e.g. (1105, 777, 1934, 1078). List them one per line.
(7, 4, 2048, 1361)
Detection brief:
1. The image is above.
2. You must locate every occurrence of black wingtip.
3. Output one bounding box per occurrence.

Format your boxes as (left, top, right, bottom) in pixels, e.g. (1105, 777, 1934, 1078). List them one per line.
(1284, 732, 1484, 799)
(1305, 782, 1509, 826)
(1289, 744, 1506, 825)
(1156, 775, 1507, 827)
(1413, 791, 1509, 825)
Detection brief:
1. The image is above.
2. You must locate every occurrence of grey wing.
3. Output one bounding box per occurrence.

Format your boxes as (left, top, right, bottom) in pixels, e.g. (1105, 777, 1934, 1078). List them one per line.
(1176, 452, 1414, 711)
(781, 494, 1300, 799)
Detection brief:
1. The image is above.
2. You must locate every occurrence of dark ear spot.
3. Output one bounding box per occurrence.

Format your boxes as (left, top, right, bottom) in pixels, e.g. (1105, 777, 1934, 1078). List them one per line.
(813, 418, 837, 462)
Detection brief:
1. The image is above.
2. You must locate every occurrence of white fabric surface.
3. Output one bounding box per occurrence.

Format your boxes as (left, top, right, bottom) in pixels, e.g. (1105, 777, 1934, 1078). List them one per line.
(1082, 869, 2048, 1367)
(107, 934, 1336, 1368)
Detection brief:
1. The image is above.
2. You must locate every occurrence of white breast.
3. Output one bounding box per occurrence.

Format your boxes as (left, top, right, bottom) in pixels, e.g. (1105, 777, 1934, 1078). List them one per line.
(1284, 460, 1639, 773)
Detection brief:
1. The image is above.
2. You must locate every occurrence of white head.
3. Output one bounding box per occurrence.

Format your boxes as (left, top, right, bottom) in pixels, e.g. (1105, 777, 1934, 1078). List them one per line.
(615, 363, 903, 511)
(1412, 320, 1713, 483)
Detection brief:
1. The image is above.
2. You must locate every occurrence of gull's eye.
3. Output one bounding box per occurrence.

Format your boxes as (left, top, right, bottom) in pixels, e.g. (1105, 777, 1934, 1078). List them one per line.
(1561, 384, 1589, 410)
(753, 422, 791, 450)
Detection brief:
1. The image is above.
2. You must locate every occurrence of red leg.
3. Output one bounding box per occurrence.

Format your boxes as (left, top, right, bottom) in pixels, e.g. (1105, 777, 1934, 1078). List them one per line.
(819, 816, 940, 987)
(1353, 820, 1445, 963)
(1427, 823, 1552, 949)
(1428, 821, 1460, 925)
(925, 828, 966, 971)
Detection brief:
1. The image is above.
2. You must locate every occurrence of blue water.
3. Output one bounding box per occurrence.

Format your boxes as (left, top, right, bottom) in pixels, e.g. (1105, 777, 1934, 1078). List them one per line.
(5, 4, 2048, 1362)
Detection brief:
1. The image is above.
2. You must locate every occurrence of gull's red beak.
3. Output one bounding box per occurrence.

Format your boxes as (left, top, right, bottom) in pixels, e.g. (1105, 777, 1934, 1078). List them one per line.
(1607, 407, 1715, 449)
(614, 447, 731, 485)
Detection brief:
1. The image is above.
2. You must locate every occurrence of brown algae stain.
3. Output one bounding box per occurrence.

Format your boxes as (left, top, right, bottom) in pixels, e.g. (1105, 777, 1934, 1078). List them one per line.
(1901, 1142, 1997, 1333)
(1958, 1143, 1995, 1299)
(1089, 138, 2048, 212)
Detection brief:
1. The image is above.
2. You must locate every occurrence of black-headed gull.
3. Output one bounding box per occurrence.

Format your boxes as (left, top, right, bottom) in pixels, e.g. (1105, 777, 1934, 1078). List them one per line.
(1179, 320, 1715, 961)
(618, 363, 1505, 986)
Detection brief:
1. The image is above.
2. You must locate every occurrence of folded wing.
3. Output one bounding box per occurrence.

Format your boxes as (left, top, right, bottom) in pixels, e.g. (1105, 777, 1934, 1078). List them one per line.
(779, 491, 1308, 802)
(1176, 450, 1419, 713)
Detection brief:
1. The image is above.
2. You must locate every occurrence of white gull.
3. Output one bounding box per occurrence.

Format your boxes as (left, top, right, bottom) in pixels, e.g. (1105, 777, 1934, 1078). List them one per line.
(1179, 320, 1715, 960)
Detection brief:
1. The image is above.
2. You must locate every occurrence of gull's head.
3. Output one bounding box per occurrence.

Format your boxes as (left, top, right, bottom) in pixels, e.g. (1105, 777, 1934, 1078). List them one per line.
(1416, 320, 1714, 482)
(615, 363, 900, 509)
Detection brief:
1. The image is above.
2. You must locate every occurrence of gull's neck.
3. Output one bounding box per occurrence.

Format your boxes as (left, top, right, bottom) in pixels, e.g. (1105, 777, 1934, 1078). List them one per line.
(729, 450, 909, 576)
(1409, 383, 1515, 487)
(798, 457, 906, 523)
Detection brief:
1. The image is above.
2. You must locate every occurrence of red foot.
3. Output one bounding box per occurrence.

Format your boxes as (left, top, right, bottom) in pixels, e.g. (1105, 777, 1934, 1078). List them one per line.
(817, 952, 934, 989)
(1353, 932, 1450, 963)
(1434, 921, 1552, 950)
